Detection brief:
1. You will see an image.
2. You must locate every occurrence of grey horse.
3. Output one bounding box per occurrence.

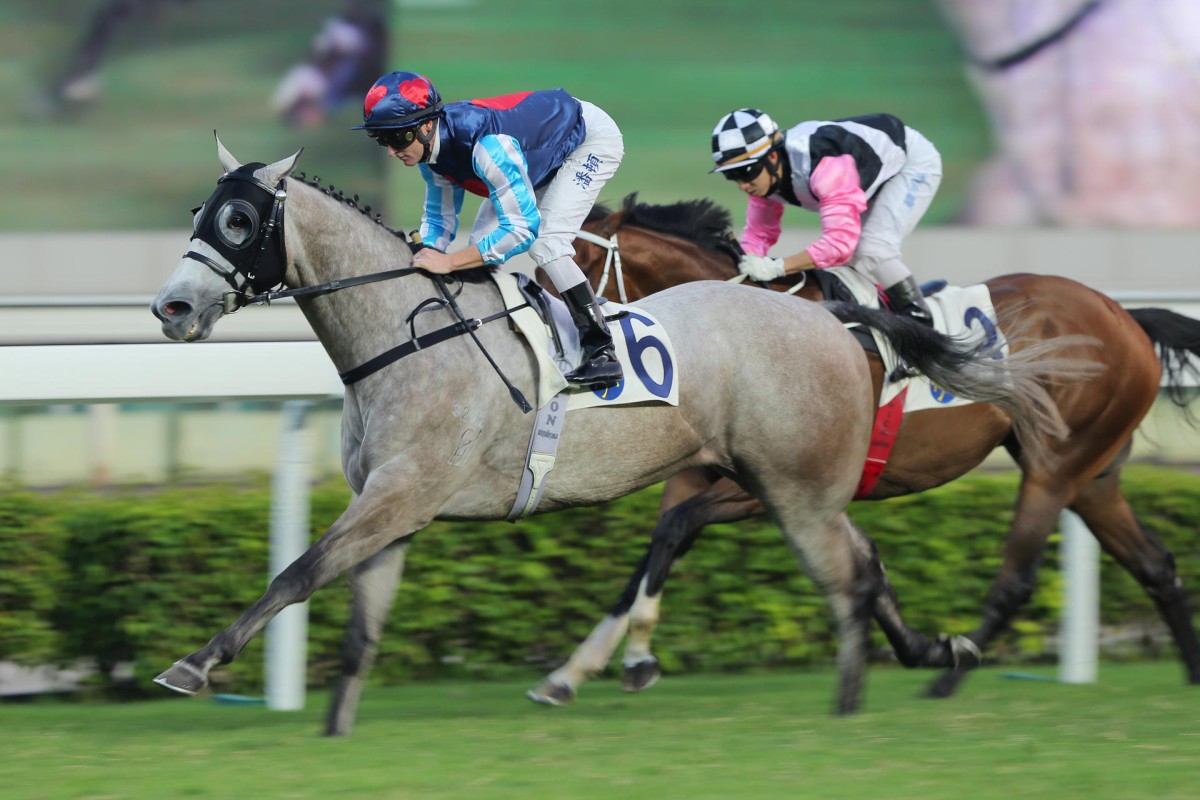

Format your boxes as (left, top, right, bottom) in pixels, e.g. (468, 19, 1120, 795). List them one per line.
(150, 139, 1093, 735)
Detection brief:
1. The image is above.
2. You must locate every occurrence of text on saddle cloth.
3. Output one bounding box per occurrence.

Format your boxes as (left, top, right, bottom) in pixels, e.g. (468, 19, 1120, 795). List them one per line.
(821, 266, 1009, 412)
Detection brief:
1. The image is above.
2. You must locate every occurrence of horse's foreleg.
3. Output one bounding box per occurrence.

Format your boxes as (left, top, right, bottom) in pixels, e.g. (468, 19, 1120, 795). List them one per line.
(925, 479, 1066, 699)
(622, 478, 765, 691)
(155, 485, 421, 696)
(1071, 472, 1200, 684)
(526, 475, 762, 706)
(525, 553, 647, 706)
(325, 539, 410, 737)
(525, 471, 720, 705)
(618, 468, 721, 691)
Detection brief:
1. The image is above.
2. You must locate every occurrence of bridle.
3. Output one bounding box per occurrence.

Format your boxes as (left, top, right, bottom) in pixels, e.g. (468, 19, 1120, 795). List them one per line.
(180, 167, 533, 410)
(183, 163, 291, 313)
(183, 163, 430, 314)
(575, 229, 628, 303)
(578, 223, 807, 297)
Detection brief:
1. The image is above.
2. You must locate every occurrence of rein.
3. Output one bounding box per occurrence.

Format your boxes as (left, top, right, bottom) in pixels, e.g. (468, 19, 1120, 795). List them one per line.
(186, 170, 534, 409)
(727, 271, 809, 295)
(236, 261, 533, 400)
(336, 273, 530, 406)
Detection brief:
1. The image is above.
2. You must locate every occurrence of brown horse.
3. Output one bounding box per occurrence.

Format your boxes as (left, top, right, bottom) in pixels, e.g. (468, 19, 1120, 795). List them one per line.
(527, 193, 1200, 705)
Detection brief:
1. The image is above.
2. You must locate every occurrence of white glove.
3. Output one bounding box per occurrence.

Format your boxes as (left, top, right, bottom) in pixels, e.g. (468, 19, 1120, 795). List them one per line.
(738, 254, 787, 282)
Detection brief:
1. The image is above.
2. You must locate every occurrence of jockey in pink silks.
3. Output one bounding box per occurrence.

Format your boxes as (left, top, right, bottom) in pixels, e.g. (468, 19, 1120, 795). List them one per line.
(711, 108, 943, 322)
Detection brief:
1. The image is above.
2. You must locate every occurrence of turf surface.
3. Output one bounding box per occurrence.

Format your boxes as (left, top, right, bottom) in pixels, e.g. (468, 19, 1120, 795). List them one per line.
(2, 663, 1197, 799)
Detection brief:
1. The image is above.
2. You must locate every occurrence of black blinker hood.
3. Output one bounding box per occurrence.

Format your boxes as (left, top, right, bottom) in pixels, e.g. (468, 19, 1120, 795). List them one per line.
(192, 162, 288, 293)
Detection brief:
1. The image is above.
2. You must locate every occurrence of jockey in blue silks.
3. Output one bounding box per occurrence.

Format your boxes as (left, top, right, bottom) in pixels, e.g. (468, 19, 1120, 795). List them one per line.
(355, 70, 625, 387)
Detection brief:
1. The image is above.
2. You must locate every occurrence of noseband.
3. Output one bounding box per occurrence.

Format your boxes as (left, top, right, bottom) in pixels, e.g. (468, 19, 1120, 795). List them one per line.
(184, 163, 289, 312)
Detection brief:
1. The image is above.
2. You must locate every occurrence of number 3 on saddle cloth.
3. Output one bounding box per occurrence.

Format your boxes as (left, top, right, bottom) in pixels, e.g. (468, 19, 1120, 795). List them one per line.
(818, 267, 1010, 498)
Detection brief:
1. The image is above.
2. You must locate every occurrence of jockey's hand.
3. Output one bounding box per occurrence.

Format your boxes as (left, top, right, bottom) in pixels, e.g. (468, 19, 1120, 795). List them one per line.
(738, 254, 787, 282)
(413, 248, 456, 274)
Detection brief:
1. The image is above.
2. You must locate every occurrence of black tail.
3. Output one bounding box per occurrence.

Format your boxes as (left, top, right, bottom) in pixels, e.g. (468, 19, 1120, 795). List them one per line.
(823, 300, 1105, 465)
(1128, 307, 1200, 409)
(823, 301, 986, 379)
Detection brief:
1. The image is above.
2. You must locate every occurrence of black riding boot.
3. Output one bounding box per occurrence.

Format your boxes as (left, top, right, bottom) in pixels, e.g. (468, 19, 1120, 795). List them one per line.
(884, 275, 933, 325)
(562, 282, 623, 387)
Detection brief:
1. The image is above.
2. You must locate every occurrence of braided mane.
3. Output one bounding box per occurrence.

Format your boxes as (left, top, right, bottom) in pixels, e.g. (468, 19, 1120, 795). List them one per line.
(293, 171, 411, 243)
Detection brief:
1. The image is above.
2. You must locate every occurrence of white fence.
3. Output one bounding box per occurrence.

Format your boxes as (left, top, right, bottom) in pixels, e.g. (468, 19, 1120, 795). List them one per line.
(0, 341, 342, 709)
(3, 288, 1198, 699)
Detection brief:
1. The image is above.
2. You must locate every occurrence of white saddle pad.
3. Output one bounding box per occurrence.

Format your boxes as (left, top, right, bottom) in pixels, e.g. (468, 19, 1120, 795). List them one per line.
(493, 272, 680, 411)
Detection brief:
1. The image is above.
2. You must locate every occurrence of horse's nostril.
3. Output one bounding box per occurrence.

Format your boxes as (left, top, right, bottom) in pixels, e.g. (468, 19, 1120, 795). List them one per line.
(164, 301, 191, 317)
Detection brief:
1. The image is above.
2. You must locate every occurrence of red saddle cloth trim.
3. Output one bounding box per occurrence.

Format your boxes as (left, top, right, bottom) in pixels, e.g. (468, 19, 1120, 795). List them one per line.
(855, 387, 907, 500)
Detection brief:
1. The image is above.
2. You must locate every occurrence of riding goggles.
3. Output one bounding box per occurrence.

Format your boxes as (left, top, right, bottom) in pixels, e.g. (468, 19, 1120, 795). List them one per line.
(722, 160, 766, 183)
(720, 160, 768, 183)
(367, 127, 419, 150)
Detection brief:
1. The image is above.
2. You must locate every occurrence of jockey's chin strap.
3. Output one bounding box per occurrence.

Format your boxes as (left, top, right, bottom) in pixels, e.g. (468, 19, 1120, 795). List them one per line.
(575, 230, 627, 303)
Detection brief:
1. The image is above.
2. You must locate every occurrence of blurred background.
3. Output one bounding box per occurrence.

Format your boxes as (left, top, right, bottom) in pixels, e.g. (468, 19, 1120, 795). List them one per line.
(4, 0, 1200, 479)
(3, 0, 1200, 697)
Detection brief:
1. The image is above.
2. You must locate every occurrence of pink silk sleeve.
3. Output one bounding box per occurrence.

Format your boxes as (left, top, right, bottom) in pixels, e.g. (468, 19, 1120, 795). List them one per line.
(804, 154, 869, 268)
(739, 195, 784, 256)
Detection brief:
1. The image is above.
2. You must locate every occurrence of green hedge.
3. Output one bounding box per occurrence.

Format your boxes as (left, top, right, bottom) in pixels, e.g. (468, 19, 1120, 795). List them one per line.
(2, 466, 1198, 694)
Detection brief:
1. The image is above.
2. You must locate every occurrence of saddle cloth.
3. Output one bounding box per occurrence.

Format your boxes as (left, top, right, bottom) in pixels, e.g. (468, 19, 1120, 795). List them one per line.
(494, 271, 680, 520)
(493, 272, 680, 411)
(822, 267, 1009, 411)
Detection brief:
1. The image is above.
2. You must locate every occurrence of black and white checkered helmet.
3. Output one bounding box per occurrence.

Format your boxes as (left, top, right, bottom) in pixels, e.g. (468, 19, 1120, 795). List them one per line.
(710, 108, 782, 173)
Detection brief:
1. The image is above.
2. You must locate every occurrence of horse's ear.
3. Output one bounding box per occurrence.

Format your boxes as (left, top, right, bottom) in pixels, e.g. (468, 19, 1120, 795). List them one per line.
(259, 148, 304, 186)
(214, 131, 241, 173)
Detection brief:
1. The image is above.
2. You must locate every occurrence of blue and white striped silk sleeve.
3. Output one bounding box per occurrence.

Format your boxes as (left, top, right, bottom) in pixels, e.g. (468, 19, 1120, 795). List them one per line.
(471, 134, 540, 264)
(418, 163, 463, 252)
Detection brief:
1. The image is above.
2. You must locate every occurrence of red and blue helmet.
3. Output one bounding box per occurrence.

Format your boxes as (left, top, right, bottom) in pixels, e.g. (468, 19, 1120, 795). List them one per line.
(354, 70, 443, 130)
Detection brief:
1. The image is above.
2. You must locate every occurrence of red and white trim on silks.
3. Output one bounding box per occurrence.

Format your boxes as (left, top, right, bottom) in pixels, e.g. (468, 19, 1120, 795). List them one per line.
(854, 387, 907, 500)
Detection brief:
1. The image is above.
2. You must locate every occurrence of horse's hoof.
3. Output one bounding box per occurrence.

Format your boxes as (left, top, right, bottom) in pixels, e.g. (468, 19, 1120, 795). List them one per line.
(621, 657, 661, 693)
(154, 660, 208, 695)
(950, 635, 983, 669)
(924, 671, 960, 699)
(525, 682, 575, 707)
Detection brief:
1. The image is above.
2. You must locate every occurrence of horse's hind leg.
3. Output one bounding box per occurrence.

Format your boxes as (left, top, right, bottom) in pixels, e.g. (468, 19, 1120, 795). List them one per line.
(846, 522, 981, 670)
(925, 477, 1068, 699)
(1070, 471, 1200, 684)
(777, 509, 880, 715)
(325, 539, 409, 737)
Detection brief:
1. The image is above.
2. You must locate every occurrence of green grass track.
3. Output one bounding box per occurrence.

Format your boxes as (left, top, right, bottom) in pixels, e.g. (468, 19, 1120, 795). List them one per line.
(3, 662, 1197, 799)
